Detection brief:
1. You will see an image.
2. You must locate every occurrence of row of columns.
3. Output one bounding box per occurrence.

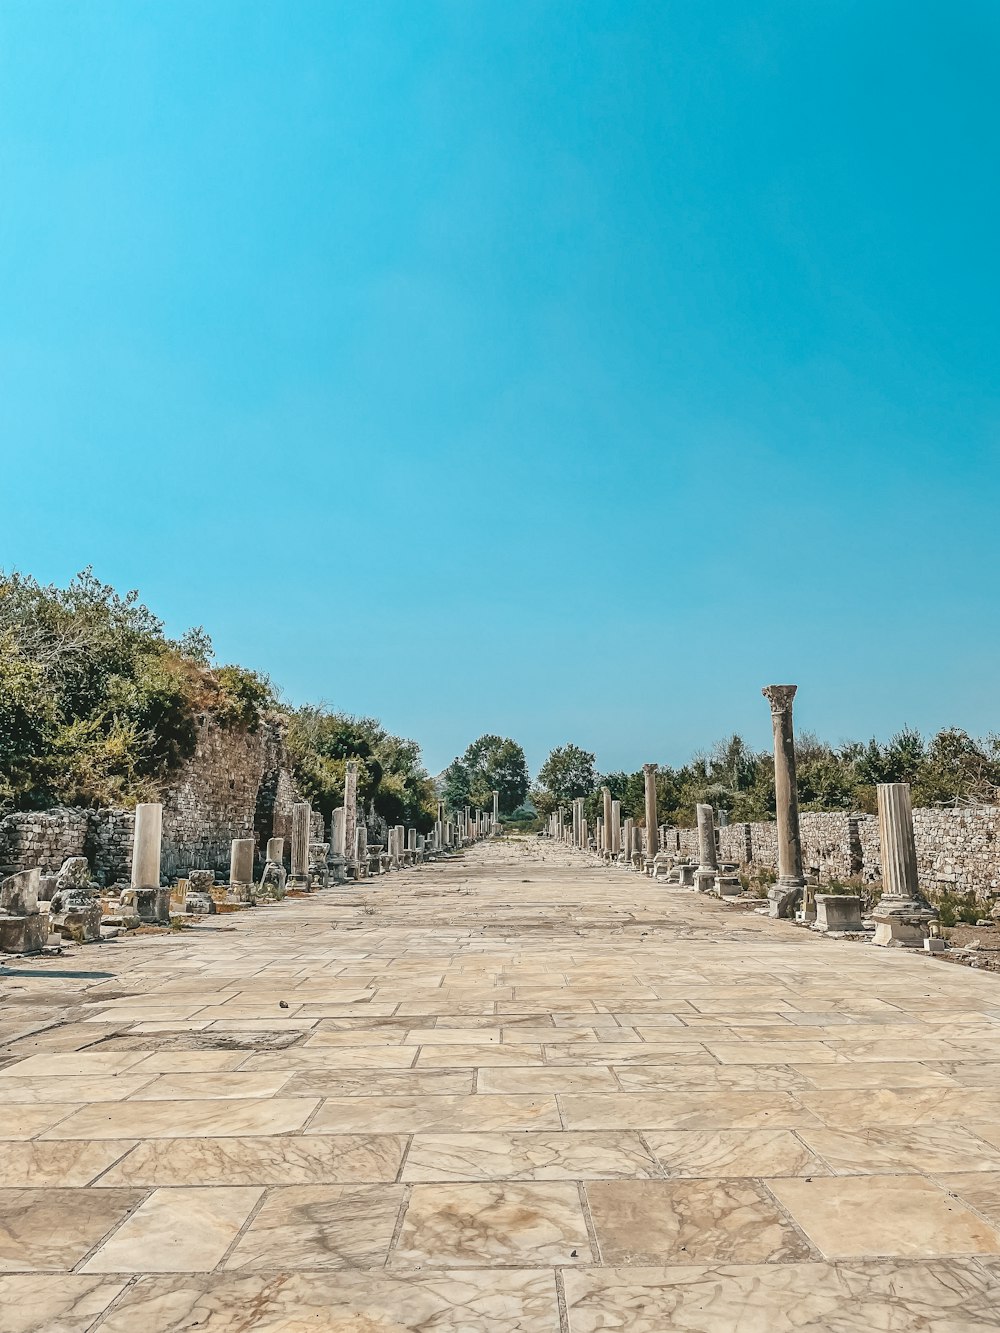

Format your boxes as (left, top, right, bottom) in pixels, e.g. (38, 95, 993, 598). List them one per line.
(552, 683, 936, 947)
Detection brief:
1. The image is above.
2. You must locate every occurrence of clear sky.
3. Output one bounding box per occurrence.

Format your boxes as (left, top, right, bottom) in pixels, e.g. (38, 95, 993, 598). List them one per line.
(1, 1, 998, 778)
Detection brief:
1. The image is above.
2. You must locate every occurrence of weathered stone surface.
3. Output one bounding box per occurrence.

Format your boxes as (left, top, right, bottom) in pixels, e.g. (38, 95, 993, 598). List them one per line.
(814, 893, 863, 932)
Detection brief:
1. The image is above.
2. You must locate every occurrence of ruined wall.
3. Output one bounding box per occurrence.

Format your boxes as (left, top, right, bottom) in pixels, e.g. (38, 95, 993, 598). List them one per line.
(684, 804, 1000, 903)
(0, 712, 304, 884)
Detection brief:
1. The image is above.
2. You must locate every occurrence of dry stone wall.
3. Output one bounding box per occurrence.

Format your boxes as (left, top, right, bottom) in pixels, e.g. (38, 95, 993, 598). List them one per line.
(674, 804, 1000, 904)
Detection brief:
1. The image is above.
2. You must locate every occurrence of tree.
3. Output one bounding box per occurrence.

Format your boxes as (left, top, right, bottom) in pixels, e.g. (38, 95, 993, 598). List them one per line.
(533, 743, 598, 818)
(441, 735, 530, 815)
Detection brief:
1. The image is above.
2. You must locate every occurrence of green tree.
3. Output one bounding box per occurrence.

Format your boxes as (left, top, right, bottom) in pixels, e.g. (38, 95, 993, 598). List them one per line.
(441, 735, 529, 815)
(533, 743, 598, 818)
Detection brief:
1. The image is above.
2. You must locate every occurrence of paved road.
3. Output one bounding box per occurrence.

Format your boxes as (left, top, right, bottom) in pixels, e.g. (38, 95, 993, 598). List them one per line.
(1, 837, 1000, 1330)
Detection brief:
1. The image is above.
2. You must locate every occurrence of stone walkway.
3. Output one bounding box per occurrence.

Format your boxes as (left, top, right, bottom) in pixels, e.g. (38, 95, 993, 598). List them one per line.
(2, 839, 1000, 1331)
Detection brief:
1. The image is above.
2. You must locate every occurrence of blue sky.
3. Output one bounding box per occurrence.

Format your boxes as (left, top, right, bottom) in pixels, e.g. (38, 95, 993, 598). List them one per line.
(2, 1, 998, 777)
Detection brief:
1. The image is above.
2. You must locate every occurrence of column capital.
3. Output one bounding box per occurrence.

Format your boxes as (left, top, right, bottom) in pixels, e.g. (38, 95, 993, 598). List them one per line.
(762, 684, 797, 715)
(642, 763, 657, 776)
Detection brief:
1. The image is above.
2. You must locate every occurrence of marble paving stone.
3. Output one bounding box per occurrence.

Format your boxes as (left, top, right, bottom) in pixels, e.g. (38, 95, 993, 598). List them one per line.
(0, 1074, 154, 1103)
(83, 1186, 261, 1273)
(394, 1181, 591, 1266)
(126, 1072, 293, 1100)
(295, 1040, 418, 1065)
(770, 1175, 1000, 1258)
(936, 1172, 1000, 1228)
(278, 1069, 474, 1097)
(306, 1094, 561, 1133)
(796, 1062, 961, 1089)
(799, 1125, 1000, 1175)
(223, 1184, 404, 1270)
(0, 1052, 150, 1079)
(132, 1052, 251, 1073)
(0, 1187, 143, 1271)
(0, 1140, 135, 1187)
(613, 1064, 810, 1093)
(0, 1274, 126, 1333)
(96, 1269, 559, 1333)
(545, 1042, 716, 1066)
(403, 1130, 660, 1181)
(585, 1179, 814, 1264)
(925, 1061, 1000, 1087)
(645, 1129, 828, 1178)
(415, 1043, 545, 1067)
(798, 1087, 1000, 1128)
(0, 1104, 78, 1140)
(560, 1091, 813, 1131)
(563, 1259, 1000, 1332)
(476, 1066, 620, 1094)
(704, 1041, 842, 1065)
(100, 1134, 408, 1186)
(41, 1097, 320, 1139)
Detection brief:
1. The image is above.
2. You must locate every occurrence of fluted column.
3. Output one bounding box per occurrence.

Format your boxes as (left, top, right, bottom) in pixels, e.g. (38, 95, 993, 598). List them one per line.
(872, 782, 937, 946)
(762, 685, 805, 890)
(643, 765, 658, 863)
(289, 801, 311, 888)
(344, 760, 358, 876)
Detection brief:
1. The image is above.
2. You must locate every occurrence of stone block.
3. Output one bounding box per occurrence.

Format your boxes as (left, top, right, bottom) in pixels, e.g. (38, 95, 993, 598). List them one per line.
(0, 913, 49, 954)
(1, 869, 40, 916)
(815, 894, 864, 932)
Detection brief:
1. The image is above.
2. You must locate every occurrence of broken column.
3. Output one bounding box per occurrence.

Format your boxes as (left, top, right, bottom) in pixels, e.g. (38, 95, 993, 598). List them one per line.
(872, 782, 938, 947)
(693, 803, 719, 893)
(762, 686, 805, 917)
(289, 801, 311, 888)
(260, 837, 286, 896)
(128, 802, 169, 923)
(229, 838, 255, 902)
(0, 869, 48, 953)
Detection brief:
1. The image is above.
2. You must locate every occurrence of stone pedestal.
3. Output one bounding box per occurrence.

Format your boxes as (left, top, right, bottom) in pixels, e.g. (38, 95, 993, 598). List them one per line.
(762, 686, 806, 917)
(815, 894, 863, 932)
(185, 891, 217, 915)
(872, 783, 938, 947)
(229, 838, 255, 900)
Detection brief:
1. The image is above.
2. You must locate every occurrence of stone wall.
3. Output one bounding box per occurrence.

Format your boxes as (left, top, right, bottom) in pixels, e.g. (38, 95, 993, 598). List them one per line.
(0, 712, 307, 884)
(673, 804, 1000, 903)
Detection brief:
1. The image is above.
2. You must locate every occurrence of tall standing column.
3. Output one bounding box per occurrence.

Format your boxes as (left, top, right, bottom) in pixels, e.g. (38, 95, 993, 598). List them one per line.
(762, 685, 805, 915)
(344, 761, 358, 878)
(623, 817, 634, 868)
(595, 816, 604, 852)
(872, 782, 938, 946)
(289, 801, 311, 888)
(601, 787, 613, 856)
(493, 790, 499, 824)
(610, 800, 622, 856)
(643, 765, 658, 867)
(693, 803, 719, 893)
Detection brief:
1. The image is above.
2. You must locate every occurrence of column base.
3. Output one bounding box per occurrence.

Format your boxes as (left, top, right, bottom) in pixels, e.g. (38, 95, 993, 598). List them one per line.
(767, 879, 804, 919)
(872, 896, 937, 947)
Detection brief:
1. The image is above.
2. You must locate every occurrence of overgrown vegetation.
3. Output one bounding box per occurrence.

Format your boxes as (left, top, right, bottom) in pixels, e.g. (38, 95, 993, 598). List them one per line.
(0, 569, 436, 828)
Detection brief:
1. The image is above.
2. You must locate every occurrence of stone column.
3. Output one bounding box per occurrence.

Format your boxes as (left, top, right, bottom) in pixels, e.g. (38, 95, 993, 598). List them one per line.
(693, 804, 719, 892)
(872, 782, 938, 946)
(229, 838, 255, 900)
(355, 825, 368, 876)
(643, 765, 658, 864)
(394, 825, 405, 868)
(493, 790, 499, 823)
(595, 816, 604, 851)
(131, 803, 162, 890)
(289, 801, 311, 888)
(601, 787, 613, 855)
(762, 685, 805, 915)
(610, 800, 622, 855)
(344, 760, 358, 877)
(266, 836, 284, 865)
(623, 817, 634, 867)
(130, 802, 168, 923)
(581, 817, 588, 849)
